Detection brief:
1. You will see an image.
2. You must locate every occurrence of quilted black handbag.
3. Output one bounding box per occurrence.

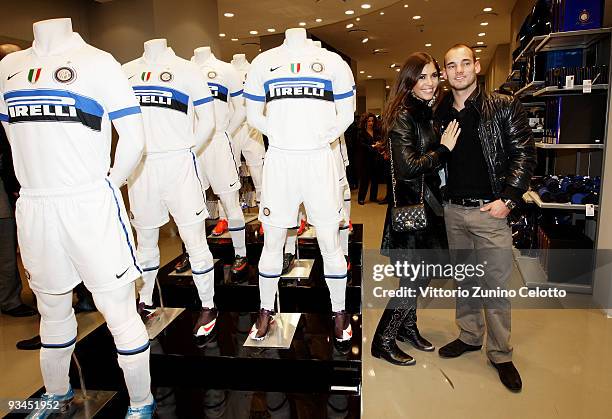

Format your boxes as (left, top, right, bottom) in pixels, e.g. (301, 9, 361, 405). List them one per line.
(389, 125, 428, 232)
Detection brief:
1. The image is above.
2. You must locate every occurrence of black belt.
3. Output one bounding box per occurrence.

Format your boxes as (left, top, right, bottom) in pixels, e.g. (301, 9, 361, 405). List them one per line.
(446, 198, 494, 207)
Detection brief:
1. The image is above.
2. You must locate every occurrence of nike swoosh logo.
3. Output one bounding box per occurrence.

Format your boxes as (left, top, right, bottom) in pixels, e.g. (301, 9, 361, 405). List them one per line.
(7, 71, 21, 80)
(203, 320, 216, 333)
(196, 208, 205, 215)
(116, 267, 129, 279)
(230, 182, 237, 187)
(270, 66, 282, 72)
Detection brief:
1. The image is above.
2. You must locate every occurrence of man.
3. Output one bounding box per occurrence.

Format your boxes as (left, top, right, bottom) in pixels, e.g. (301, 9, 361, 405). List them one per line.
(0, 43, 36, 318)
(435, 44, 536, 392)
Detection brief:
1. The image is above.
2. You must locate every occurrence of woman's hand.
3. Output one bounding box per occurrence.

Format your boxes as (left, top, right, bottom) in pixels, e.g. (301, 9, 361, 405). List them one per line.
(440, 120, 461, 151)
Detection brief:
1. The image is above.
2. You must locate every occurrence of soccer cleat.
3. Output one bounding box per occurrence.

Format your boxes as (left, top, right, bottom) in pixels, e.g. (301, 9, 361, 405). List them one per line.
(230, 255, 249, 276)
(249, 308, 275, 341)
(296, 218, 307, 236)
(174, 253, 190, 273)
(26, 387, 75, 418)
(332, 310, 353, 355)
(345, 255, 351, 271)
(137, 301, 157, 321)
(348, 219, 353, 233)
(193, 307, 218, 348)
(282, 253, 296, 275)
(212, 219, 228, 236)
(125, 400, 156, 418)
(258, 224, 264, 237)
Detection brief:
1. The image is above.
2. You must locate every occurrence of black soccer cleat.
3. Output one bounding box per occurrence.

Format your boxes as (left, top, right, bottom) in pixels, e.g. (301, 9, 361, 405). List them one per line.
(193, 307, 218, 348)
(230, 255, 249, 276)
(332, 310, 353, 355)
(174, 253, 191, 273)
(282, 253, 296, 275)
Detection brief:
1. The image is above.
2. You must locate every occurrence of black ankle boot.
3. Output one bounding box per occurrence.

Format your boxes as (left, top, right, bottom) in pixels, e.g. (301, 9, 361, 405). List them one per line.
(397, 308, 434, 352)
(371, 308, 415, 366)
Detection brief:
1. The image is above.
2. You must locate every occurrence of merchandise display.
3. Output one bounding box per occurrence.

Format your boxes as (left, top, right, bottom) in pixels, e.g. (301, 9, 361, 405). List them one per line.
(531, 175, 601, 204)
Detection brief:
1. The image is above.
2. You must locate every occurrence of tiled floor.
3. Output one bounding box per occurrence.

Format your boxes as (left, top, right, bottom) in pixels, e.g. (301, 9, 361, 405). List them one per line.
(2, 188, 612, 418)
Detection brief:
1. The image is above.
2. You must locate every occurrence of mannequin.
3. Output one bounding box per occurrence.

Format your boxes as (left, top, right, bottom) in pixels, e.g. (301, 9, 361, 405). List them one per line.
(243, 28, 355, 353)
(190, 46, 249, 278)
(231, 53, 248, 67)
(123, 39, 218, 350)
(1, 18, 154, 418)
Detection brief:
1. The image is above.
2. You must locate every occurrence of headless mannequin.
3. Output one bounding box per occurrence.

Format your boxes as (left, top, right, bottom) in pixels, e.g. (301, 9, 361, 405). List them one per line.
(29, 18, 153, 410)
(192, 46, 247, 260)
(231, 53, 248, 68)
(134, 40, 216, 320)
(252, 28, 349, 340)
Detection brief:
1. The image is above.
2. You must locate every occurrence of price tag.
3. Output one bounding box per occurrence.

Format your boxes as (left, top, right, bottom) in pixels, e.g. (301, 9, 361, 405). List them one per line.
(583, 79, 592, 93)
(565, 75, 574, 88)
(586, 204, 595, 217)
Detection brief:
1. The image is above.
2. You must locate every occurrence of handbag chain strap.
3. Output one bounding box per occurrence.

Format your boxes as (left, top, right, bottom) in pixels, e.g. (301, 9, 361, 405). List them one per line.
(388, 117, 425, 208)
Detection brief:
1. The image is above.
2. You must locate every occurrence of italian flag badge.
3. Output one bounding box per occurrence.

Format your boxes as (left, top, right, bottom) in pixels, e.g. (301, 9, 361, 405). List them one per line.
(141, 72, 151, 81)
(290, 63, 301, 74)
(28, 68, 42, 83)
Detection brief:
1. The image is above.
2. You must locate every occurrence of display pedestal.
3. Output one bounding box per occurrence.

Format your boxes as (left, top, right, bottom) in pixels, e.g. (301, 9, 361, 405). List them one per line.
(144, 307, 185, 339)
(242, 312, 301, 349)
(281, 259, 314, 280)
(69, 390, 116, 418)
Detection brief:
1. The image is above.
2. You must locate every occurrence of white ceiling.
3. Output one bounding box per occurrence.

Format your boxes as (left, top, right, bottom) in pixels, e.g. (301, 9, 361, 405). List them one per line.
(217, 0, 516, 87)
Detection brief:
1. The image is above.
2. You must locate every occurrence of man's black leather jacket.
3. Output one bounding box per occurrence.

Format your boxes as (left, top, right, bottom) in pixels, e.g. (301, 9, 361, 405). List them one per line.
(434, 87, 536, 203)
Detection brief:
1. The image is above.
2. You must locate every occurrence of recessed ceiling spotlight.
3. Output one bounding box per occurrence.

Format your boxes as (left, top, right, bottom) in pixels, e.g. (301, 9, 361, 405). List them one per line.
(315, 18, 323, 23)
(480, 22, 489, 26)
(219, 33, 226, 37)
(412, 15, 422, 20)
(478, 32, 486, 37)
(362, 37, 369, 43)
(249, 30, 258, 35)
(231, 38, 238, 41)
(367, 75, 372, 78)
(346, 23, 354, 28)
(425, 43, 432, 47)
(361, 4, 371, 9)
(476, 57, 481, 60)
(483, 7, 493, 12)
(404, 4, 409, 8)
(224, 12, 234, 17)
(390, 63, 396, 68)
(475, 49, 482, 52)
(380, 11, 385, 15)
(477, 41, 484, 45)
(386, 85, 390, 89)
(267, 28, 276, 32)
(359, 70, 365, 74)
(396, 68, 400, 72)
(356, 17, 361, 21)
(299, 22, 306, 26)
(345, 10, 355, 15)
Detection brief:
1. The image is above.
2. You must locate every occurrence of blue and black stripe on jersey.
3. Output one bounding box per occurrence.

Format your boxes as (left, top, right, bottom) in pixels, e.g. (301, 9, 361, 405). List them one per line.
(3, 89, 107, 131)
(208, 82, 229, 102)
(132, 85, 189, 114)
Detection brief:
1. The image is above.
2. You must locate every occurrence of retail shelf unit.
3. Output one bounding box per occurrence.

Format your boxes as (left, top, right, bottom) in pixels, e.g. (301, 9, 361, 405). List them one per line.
(509, 28, 612, 304)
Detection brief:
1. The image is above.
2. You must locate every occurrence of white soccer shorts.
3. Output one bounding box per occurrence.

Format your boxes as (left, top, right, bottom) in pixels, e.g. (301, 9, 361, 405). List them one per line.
(128, 149, 208, 229)
(16, 180, 142, 295)
(200, 132, 242, 195)
(259, 146, 343, 228)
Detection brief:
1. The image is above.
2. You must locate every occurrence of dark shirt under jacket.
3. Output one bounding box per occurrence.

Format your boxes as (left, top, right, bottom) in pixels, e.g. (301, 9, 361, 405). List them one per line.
(444, 105, 493, 200)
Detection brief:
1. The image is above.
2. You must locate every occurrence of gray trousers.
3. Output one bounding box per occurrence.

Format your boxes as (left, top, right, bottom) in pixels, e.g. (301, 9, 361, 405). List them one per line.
(0, 217, 23, 311)
(444, 204, 513, 363)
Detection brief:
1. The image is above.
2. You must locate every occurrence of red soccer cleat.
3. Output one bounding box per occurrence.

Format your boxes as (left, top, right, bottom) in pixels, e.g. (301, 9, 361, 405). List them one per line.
(348, 219, 353, 233)
(212, 219, 228, 236)
(296, 218, 307, 236)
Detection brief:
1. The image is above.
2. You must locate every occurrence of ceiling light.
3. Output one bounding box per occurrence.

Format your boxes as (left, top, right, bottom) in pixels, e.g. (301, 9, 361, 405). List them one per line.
(475, 49, 482, 52)
(356, 17, 361, 21)
(345, 10, 355, 15)
(359, 70, 365, 74)
(380, 11, 385, 15)
(224, 12, 234, 17)
(425, 43, 432, 47)
(396, 68, 400, 72)
(480, 22, 489, 26)
(267, 28, 276, 32)
(219, 33, 226, 37)
(386, 85, 390, 89)
(362, 37, 369, 43)
(315, 18, 323, 23)
(390, 63, 397, 68)
(412, 15, 422, 20)
(361, 4, 371, 9)
(367, 75, 372, 78)
(476, 57, 481, 60)
(299, 22, 306, 26)
(231, 38, 238, 41)
(483, 7, 493, 12)
(478, 32, 486, 37)
(404, 4, 409, 8)
(477, 41, 484, 45)
(346, 23, 354, 28)
(249, 30, 258, 35)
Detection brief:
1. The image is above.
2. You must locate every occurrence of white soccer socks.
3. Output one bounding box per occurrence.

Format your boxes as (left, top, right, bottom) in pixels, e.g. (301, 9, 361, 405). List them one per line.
(179, 222, 216, 308)
(39, 312, 78, 395)
(258, 225, 286, 310)
(135, 229, 161, 306)
(220, 192, 247, 257)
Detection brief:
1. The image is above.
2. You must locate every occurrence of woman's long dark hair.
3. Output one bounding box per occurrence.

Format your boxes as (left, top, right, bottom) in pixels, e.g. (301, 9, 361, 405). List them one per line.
(381, 52, 440, 151)
(359, 112, 379, 136)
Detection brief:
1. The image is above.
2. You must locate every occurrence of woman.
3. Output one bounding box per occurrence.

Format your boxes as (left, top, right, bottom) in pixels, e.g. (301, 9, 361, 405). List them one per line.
(357, 113, 382, 204)
(371, 52, 460, 365)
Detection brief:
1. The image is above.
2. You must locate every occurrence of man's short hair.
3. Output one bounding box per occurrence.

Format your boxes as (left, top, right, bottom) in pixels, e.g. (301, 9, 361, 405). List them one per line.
(444, 44, 476, 66)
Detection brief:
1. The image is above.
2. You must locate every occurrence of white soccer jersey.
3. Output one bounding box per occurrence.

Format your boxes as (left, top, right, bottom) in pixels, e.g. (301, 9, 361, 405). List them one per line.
(123, 48, 213, 153)
(244, 41, 355, 151)
(192, 55, 243, 133)
(0, 33, 142, 190)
